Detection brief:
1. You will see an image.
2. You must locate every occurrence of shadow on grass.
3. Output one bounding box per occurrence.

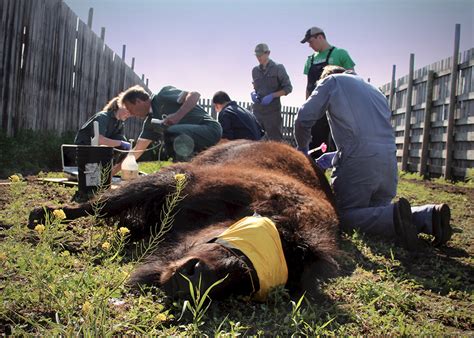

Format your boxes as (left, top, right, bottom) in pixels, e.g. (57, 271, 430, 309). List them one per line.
(343, 233, 473, 295)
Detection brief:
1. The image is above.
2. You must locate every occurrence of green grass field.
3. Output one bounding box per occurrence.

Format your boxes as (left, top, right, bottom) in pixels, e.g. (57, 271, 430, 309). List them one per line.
(0, 165, 472, 335)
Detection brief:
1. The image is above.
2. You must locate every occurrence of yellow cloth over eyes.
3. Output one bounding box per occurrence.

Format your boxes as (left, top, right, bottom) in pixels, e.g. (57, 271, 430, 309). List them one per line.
(215, 216, 288, 301)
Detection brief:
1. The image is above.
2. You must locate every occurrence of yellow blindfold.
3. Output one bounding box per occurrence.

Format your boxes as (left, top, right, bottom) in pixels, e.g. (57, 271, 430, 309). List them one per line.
(215, 216, 288, 301)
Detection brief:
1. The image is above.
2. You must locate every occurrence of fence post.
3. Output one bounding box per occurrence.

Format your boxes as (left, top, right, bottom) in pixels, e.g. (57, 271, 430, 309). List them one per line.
(401, 53, 415, 171)
(87, 8, 93, 29)
(444, 24, 461, 180)
(122, 44, 126, 61)
(100, 27, 105, 41)
(131, 57, 135, 70)
(388, 65, 396, 111)
(420, 70, 435, 177)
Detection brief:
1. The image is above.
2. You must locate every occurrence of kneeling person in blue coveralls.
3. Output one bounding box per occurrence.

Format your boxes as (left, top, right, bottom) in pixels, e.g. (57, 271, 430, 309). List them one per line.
(212, 91, 264, 141)
(117, 85, 222, 169)
(295, 65, 452, 250)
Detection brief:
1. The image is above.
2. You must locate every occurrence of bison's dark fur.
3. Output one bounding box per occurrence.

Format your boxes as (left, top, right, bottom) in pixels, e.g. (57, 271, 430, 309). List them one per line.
(29, 140, 340, 300)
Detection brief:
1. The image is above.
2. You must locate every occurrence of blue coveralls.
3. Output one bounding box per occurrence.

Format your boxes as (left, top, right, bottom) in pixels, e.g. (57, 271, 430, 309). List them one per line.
(295, 73, 435, 238)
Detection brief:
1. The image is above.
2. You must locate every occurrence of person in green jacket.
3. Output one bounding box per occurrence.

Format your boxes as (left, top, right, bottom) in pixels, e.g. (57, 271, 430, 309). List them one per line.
(118, 85, 222, 167)
(74, 97, 132, 150)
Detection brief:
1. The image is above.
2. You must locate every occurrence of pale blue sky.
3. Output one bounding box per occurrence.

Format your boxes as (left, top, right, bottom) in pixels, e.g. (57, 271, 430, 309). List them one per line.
(64, 0, 473, 107)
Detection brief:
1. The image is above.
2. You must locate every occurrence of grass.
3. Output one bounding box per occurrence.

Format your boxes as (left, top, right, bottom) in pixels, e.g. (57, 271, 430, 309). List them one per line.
(0, 168, 472, 335)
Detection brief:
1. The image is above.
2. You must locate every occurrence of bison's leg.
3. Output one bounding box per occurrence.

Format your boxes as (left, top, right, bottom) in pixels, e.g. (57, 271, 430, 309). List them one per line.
(29, 169, 180, 228)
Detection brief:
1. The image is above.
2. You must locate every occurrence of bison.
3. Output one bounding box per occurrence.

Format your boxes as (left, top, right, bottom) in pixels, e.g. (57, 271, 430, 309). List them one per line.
(29, 140, 340, 300)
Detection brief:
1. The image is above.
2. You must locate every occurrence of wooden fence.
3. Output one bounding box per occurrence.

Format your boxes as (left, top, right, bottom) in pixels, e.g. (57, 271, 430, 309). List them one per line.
(0, 0, 148, 140)
(380, 46, 474, 180)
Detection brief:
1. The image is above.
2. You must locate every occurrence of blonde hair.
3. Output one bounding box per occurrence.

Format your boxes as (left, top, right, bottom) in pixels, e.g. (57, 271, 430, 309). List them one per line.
(102, 97, 120, 112)
(120, 85, 150, 105)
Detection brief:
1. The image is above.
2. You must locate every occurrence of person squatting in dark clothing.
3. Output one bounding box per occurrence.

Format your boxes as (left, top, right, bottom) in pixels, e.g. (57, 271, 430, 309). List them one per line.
(212, 91, 264, 141)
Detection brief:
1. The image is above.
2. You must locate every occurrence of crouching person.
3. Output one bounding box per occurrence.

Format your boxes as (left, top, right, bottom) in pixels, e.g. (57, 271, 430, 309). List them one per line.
(212, 91, 264, 141)
(75, 97, 132, 149)
(295, 65, 452, 250)
(116, 85, 222, 170)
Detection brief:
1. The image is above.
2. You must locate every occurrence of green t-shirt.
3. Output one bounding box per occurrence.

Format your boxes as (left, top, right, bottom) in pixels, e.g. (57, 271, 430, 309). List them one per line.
(139, 86, 218, 141)
(303, 46, 355, 75)
(74, 110, 125, 145)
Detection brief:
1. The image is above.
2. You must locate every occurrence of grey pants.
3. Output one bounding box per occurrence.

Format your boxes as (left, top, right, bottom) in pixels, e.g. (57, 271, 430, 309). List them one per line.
(332, 149, 435, 238)
(253, 110, 283, 141)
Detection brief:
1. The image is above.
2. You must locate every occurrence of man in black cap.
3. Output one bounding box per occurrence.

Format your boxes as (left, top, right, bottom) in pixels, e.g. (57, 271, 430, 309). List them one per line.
(301, 27, 355, 157)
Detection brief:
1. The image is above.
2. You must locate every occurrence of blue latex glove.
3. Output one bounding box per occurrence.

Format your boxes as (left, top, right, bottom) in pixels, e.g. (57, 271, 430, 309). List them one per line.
(251, 91, 261, 104)
(315, 151, 337, 170)
(261, 93, 274, 105)
(120, 141, 131, 150)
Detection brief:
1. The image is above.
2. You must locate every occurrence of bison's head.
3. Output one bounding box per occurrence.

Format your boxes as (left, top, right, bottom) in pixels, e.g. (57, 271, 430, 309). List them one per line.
(129, 216, 288, 301)
(161, 241, 259, 299)
(129, 240, 259, 300)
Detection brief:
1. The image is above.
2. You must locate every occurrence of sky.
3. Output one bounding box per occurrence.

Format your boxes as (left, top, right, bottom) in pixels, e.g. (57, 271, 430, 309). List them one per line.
(63, 0, 474, 107)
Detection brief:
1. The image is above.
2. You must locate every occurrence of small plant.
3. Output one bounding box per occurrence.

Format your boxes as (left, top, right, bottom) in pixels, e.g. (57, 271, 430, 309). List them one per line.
(133, 173, 187, 263)
(465, 168, 474, 185)
(178, 273, 228, 330)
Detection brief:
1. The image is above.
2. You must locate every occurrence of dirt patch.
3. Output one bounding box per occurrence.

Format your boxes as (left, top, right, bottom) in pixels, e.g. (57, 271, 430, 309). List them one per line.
(403, 178, 473, 198)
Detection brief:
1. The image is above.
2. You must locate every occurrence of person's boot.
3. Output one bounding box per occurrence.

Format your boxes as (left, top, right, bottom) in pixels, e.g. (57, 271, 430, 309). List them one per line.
(393, 198, 421, 251)
(431, 204, 452, 247)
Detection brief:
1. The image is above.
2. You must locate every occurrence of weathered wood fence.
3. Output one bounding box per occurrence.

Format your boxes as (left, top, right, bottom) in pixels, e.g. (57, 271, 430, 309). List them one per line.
(0, 0, 148, 139)
(381, 44, 473, 179)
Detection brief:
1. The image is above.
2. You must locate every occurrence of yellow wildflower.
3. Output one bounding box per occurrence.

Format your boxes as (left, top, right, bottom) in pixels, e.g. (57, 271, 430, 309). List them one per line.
(82, 301, 92, 314)
(118, 227, 130, 236)
(102, 241, 111, 251)
(53, 209, 66, 220)
(9, 174, 20, 182)
(60, 250, 70, 257)
(156, 313, 167, 322)
(35, 224, 45, 234)
(174, 173, 186, 183)
(0, 252, 7, 262)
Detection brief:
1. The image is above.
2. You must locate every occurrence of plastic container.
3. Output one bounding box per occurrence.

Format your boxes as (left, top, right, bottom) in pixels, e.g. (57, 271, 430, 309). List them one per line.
(76, 145, 114, 194)
(121, 154, 139, 181)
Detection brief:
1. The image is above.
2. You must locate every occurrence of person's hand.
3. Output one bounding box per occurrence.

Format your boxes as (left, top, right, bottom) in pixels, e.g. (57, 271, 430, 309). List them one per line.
(163, 113, 181, 126)
(261, 93, 274, 105)
(315, 151, 337, 170)
(251, 91, 261, 104)
(120, 141, 131, 150)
